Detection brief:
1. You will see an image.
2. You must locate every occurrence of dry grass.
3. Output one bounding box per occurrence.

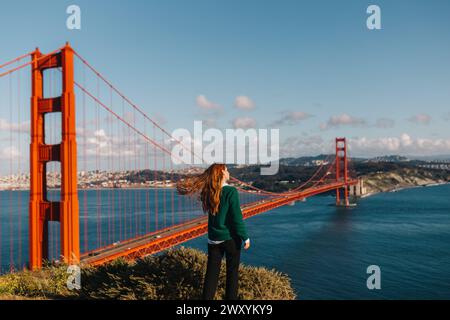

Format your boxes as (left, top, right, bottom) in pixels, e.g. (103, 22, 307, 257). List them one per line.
(0, 247, 296, 300)
(0, 263, 73, 299)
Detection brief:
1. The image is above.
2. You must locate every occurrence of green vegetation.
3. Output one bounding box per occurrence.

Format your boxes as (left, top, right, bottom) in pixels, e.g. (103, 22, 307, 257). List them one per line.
(230, 165, 320, 192)
(0, 247, 296, 300)
(0, 262, 71, 299)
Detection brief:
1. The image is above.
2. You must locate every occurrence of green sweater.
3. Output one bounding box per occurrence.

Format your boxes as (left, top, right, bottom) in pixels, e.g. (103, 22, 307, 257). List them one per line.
(208, 185, 249, 242)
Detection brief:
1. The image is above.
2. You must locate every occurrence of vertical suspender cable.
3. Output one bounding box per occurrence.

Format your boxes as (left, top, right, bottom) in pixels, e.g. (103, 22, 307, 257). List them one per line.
(82, 63, 88, 252)
(153, 125, 158, 231)
(96, 77, 101, 248)
(108, 85, 113, 245)
(9, 72, 13, 270)
(17, 62, 22, 268)
(145, 118, 150, 233)
(162, 130, 166, 228)
(133, 107, 138, 236)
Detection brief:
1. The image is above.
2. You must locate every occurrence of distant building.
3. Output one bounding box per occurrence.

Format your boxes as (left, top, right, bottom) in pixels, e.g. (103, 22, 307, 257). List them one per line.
(312, 160, 329, 166)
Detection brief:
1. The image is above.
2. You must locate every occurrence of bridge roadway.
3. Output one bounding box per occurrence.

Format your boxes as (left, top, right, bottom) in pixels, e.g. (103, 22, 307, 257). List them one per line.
(81, 180, 358, 266)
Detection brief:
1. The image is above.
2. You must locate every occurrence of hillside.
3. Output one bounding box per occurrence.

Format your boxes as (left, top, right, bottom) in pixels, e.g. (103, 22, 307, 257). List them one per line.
(362, 167, 450, 195)
(229, 160, 450, 194)
(0, 247, 296, 300)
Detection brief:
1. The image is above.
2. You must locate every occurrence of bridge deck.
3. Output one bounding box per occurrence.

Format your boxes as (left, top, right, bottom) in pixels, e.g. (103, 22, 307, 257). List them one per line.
(81, 201, 261, 265)
(81, 180, 358, 266)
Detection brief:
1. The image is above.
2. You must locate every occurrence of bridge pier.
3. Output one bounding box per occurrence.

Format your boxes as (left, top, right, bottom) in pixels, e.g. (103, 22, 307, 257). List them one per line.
(337, 179, 365, 207)
(350, 178, 365, 197)
(336, 186, 350, 207)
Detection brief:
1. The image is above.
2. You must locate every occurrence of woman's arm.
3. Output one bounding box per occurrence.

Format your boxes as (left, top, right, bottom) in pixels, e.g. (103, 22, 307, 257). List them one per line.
(229, 187, 249, 243)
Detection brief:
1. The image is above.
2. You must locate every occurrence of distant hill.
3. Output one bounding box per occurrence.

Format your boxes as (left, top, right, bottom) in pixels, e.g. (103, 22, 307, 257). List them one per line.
(279, 154, 450, 165)
(278, 154, 409, 166)
(365, 155, 410, 163)
(228, 153, 450, 193)
(407, 154, 450, 162)
(279, 154, 331, 166)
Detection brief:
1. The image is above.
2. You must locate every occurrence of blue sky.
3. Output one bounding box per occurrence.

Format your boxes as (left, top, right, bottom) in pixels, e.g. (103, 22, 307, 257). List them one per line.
(1, 0, 450, 163)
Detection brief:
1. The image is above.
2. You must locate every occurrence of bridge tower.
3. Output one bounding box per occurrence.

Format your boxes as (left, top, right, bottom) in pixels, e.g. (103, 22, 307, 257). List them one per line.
(29, 43, 80, 270)
(335, 137, 350, 207)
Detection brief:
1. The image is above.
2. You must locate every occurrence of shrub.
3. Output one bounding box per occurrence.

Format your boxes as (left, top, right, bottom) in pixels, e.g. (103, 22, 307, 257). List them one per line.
(0, 247, 296, 300)
(0, 263, 73, 299)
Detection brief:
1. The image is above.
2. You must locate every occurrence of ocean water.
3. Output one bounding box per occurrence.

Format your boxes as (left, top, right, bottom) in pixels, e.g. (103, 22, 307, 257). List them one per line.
(186, 184, 450, 299)
(1, 185, 450, 299)
(0, 188, 263, 271)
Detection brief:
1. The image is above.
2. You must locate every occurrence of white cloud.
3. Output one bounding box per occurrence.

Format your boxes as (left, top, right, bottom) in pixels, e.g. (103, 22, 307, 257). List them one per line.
(196, 95, 221, 110)
(349, 134, 450, 156)
(80, 128, 148, 158)
(400, 133, 413, 147)
(0, 146, 20, 160)
(153, 112, 167, 125)
(232, 117, 256, 129)
(234, 96, 255, 110)
(320, 113, 367, 130)
(270, 111, 312, 127)
(280, 133, 450, 157)
(0, 118, 30, 133)
(408, 114, 431, 125)
(202, 118, 217, 128)
(280, 135, 327, 157)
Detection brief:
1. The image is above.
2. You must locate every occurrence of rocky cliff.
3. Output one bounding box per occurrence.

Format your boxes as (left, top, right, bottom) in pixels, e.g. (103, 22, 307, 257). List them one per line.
(362, 168, 450, 195)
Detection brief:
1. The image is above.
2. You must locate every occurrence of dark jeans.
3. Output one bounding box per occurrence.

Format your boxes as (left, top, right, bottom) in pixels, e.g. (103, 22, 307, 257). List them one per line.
(202, 237, 242, 300)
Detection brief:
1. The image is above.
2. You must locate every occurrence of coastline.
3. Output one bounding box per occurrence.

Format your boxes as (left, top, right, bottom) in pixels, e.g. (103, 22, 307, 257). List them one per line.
(359, 180, 450, 199)
(2, 181, 450, 195)
(0, 186, 177, 192)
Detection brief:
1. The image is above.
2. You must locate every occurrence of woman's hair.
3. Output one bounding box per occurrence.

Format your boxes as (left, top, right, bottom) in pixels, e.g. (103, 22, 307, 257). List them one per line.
(176, 163, 226, 215)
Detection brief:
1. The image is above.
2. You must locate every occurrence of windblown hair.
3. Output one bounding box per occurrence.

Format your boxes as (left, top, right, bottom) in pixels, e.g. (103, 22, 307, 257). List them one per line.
(176, 163, 226, 215)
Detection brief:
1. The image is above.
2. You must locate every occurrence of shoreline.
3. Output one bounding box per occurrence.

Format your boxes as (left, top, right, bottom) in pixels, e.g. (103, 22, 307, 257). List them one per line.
(2, 182, 450, 194)
(359, 181, 450, 199)
(0, 186, 177, 192)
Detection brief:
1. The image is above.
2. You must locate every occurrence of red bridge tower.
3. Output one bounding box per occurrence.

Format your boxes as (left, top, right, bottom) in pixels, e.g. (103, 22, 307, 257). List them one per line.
(29, 43, 80, 270)
(335, 137, 350, 207)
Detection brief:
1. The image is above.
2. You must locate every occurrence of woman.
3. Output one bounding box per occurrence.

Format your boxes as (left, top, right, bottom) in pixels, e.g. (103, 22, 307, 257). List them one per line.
(177, 163, 250, 300)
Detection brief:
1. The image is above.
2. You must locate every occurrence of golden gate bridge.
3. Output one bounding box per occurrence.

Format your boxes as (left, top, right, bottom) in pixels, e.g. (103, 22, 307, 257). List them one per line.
(0, 44, 359, 273)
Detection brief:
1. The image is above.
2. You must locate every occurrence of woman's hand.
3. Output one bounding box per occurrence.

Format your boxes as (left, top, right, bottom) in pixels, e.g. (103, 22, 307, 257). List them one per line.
(244, 238, 250, 250)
